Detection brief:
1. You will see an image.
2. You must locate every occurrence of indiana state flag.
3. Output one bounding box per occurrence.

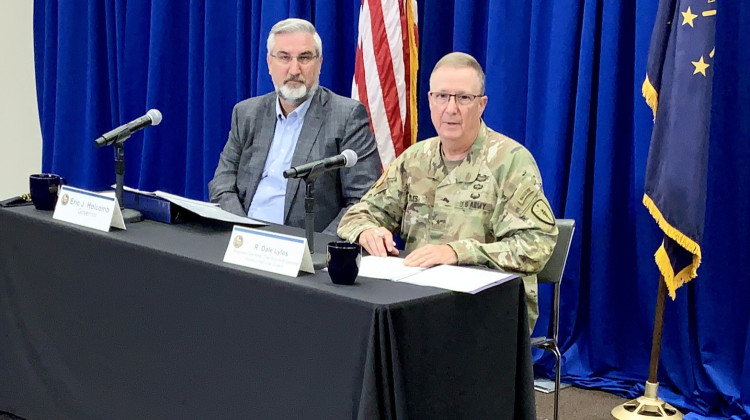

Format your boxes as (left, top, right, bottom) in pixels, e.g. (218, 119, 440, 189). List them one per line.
(642, 0, 717, 299)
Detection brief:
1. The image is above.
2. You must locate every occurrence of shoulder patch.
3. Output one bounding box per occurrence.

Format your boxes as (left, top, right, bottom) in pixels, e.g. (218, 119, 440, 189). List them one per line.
(531, 199, 555, 226)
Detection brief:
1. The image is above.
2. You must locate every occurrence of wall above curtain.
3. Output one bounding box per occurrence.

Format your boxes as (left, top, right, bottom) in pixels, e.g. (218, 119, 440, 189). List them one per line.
(33, 1, 750, 418)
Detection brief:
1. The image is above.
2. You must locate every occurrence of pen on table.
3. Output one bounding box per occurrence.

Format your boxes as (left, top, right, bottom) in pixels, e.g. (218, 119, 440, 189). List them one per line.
(374, 229, 398, 248)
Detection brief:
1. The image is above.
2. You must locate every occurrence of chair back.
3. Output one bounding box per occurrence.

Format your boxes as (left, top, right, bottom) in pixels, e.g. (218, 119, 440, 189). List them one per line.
(531, 219, 575, 420)
(537, 219, 575, 285)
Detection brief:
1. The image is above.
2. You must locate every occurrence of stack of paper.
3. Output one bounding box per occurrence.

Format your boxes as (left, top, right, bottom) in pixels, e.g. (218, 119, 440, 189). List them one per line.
(119, 186, 266, 226)
(358, 256, 517, 294)
(155, 191, 267, 225)
(359, 255, 427, 280)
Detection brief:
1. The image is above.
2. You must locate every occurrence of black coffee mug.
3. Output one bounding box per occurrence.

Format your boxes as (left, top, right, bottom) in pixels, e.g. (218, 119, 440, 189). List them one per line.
(327, 241, 361, 285)
(29, 173, 65, 211)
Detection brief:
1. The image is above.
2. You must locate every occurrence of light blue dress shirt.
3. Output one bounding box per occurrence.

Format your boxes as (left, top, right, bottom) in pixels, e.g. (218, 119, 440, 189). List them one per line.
(247, 95, 313, 223)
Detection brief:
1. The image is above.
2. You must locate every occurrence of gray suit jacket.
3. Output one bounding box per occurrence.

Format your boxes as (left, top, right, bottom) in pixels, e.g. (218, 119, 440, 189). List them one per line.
(208, 87, 382, 235)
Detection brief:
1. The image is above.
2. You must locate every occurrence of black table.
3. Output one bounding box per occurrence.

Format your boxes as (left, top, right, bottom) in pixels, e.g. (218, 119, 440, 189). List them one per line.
(0, 206, 535, 420)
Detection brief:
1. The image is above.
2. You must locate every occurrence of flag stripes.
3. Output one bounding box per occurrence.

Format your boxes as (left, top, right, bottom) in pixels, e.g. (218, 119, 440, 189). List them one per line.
(352, 0, 418, 167)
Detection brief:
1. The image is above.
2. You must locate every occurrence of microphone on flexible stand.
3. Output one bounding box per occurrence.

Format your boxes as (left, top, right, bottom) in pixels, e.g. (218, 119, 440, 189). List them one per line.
(94, 109, 163, 223)
(95, 109, 162, 147)
(283, 149, 358, 179)
(284, 148, 358, 269)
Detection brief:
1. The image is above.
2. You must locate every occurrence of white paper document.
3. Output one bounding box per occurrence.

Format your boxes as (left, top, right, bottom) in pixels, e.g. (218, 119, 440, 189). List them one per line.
(358, 256, 517, 294)
(398, 265, 517, 294)
(359, 256, 426, 280)
(154, 191, 267, 225)
(117, 185, 266, 226)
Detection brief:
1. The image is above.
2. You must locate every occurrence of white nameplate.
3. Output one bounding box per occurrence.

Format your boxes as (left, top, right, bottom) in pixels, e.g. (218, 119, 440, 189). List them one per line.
(53, 185, 126, 232)
(223, 226, 314, 277)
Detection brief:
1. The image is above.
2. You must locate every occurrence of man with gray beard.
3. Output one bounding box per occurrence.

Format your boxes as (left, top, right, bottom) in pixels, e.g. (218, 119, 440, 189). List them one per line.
(209, 18, 381, 235)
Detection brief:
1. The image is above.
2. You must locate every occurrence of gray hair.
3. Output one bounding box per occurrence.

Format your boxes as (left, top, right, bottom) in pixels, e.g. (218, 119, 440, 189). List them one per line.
(431, 52, 486, 95)
(266, 18, 323, 56)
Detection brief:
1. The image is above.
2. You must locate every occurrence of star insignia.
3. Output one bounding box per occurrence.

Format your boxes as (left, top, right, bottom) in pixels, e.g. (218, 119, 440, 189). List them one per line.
(681, 7, 698, 27)
(692, 56, 710, 76)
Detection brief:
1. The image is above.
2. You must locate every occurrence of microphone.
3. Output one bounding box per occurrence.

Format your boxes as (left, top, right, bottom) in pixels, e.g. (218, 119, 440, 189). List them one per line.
(95, 109, 162, 147)
(283, 149, 358, 179)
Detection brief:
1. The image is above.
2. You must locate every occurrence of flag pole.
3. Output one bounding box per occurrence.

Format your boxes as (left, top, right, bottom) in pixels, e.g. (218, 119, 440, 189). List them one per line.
(611, 276, 683, 419)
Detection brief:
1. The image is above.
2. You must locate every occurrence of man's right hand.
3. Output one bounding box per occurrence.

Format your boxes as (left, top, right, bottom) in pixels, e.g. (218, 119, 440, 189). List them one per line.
(359, 227, 400, 257)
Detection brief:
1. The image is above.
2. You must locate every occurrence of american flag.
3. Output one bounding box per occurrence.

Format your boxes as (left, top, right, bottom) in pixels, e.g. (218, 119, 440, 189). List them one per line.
(352, 0, 419, 167)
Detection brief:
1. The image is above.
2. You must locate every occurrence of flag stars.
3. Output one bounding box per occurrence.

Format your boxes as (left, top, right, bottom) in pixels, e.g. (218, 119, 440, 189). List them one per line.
(692, 56, 710, 76)
(681, 7, 698, 27)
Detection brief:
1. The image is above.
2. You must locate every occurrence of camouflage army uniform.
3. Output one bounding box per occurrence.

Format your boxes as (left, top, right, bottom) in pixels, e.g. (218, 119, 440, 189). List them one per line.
(338, 122, 558, 331)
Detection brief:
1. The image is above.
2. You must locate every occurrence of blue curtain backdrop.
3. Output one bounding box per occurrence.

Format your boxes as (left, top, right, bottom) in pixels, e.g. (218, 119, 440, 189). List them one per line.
(33, 1, 750, 418)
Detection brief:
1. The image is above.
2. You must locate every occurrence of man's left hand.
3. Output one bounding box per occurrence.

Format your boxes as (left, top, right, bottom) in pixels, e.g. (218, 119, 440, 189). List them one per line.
(403, 244, 458, 268)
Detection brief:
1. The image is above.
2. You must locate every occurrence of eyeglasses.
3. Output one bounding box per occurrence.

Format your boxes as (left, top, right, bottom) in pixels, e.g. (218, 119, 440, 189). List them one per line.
(270, 52, 319, 65)
(429, 92, 484, 106)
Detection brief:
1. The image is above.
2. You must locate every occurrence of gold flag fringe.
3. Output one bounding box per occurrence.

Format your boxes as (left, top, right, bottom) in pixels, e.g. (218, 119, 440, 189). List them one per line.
(643, 193, 702, 299)
(642, 74, 659, 120)
(406, 0, 419, 146)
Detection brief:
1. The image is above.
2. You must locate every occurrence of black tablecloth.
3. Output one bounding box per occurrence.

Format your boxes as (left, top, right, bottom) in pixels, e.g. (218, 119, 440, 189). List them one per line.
(0, 206, 535, 420)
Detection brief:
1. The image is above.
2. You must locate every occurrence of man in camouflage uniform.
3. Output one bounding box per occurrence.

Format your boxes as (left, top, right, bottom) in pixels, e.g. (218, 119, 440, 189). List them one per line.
(337, 52, 557, 331)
